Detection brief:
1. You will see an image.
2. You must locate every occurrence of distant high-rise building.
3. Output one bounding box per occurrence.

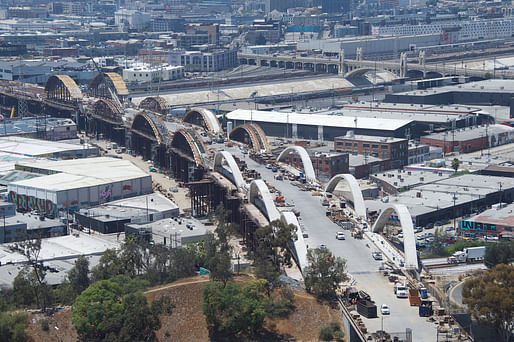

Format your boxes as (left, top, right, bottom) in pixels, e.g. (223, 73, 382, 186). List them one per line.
(321, 0, 351, 13)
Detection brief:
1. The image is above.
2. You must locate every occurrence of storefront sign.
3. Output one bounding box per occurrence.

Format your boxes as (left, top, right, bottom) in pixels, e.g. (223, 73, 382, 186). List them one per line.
(460, 220, 497, 232)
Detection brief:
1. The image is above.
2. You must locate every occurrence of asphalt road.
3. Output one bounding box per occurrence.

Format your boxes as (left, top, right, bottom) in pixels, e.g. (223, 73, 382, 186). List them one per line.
(225, 145, 438, 340)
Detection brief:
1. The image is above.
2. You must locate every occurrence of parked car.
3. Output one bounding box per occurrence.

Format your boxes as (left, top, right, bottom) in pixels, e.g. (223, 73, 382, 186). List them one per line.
(336, 232, 345, 240)
(381, 304, 390, 315)
(372, 252, 383, 260)
(397, 233, 404, 239)
(266, 164, 273, 169)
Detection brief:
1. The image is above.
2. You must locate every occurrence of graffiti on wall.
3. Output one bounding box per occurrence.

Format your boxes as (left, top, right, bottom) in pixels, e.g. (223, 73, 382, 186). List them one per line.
(8, 191, 56, 216)
(99, 184, 112, 201)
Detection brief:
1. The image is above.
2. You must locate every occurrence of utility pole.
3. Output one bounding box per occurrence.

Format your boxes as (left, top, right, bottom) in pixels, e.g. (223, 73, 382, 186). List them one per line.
(453, 192, 457, 231)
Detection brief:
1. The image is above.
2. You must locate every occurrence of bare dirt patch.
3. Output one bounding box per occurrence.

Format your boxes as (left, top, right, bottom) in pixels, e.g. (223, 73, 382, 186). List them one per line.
(25, 274, 344, 342)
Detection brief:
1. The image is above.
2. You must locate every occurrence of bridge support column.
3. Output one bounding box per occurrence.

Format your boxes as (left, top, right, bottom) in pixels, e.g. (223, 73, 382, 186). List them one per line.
(356, 47, 363, 61)
(317, 125, 324, 141)
(338, 50, 345, 76)
(292, 123, 298, 139)
(400, 52, 408, 78)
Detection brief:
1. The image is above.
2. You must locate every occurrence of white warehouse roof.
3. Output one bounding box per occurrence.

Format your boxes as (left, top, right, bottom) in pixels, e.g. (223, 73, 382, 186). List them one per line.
(227, 109, 413, 131)
(11, 157, 150, 191)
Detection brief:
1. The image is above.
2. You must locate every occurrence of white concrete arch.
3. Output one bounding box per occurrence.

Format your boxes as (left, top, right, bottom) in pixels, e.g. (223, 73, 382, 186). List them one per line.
(325, 174, 366, 219)
(277, 146, 316, 184)
(372, 204, 418, 270)
(281, 212, 308, 272)
(249, 179, 280, 222)
(214, 151, 246, 190)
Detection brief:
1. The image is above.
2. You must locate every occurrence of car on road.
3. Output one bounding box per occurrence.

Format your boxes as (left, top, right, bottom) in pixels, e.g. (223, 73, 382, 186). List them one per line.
(372, 252, 383, 260)
(266, 164, 273, 169)
(336, 232, 345, 240)
(319, 244, 328, 250)
(381, 304, 390, 315)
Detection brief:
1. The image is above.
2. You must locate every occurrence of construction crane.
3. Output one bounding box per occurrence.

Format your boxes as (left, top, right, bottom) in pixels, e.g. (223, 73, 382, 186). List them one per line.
(89, 55, 124, 112)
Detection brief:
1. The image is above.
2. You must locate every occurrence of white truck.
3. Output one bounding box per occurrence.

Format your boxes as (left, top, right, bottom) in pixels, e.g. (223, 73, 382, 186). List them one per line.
(450, 246, 486, 263)
(394, 282, 408, 298)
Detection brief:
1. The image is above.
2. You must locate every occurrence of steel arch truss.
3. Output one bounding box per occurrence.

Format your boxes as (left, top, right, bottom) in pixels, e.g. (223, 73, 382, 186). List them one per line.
(325, 174, 366, 219)
(372, 204, 418, 270)
(91, 98, 124, 125)
(229, 123, 271, 153)
(139, 96, 168, 114)
(183, 108, 222, 134)
(88, 72, 129, 99)
(44, 75, 83, 102)
(131, 111, 168, 145)
(171, 128, 207, 166)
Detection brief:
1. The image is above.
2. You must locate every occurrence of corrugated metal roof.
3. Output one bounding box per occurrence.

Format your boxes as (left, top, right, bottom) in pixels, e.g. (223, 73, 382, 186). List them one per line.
(227, 109, 412, 131)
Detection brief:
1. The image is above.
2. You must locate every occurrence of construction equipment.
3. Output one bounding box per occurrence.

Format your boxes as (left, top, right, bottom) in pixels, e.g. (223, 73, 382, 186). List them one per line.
(89, 54, 124, 112)
(419, 300, 433, 317)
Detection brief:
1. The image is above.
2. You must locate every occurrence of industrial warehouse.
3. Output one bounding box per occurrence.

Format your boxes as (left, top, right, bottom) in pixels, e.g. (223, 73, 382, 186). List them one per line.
(7, 157, 152, 217)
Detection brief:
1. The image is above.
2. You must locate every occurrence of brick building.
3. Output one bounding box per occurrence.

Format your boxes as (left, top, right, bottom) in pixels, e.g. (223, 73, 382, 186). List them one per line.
(334, 132, 408, 168)
(420, 124, 514, 154)
(285, 151, 349, 181)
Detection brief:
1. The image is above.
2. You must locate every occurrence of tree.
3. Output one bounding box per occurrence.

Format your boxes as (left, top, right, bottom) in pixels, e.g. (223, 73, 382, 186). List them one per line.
(202, 279, 270, 338)
(91, 248, 124, 282)
(205, 205, 234, 284)
(72, 277, 167, 342)
(319, 321, 345, 341)
(462, 264, 514, 342)
(0, 300, 27, 342)
(304, 248, 348, 300)
(253, 220, 297, 293)
(13, 236, 52, 310)
(68, 256, 90, 296)
(484, 241, 514, 268)
(452, 158, 460, 172)
(430, 228, 448, 256)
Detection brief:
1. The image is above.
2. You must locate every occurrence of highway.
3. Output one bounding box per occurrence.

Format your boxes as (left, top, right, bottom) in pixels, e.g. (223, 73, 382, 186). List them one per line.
(224, 145, 438, 341)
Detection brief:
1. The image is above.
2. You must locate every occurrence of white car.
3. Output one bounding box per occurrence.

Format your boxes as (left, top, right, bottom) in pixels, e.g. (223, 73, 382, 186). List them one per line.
(336, 232, 345, 240)
(380, 304, 390, 315)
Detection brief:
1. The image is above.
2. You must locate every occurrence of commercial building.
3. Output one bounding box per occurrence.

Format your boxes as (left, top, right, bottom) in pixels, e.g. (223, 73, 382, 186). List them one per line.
(322, 0, 351, 13)
(126, 216, 212, 246)
(0, 137, 98, 159)
(75, 192, 179, 234)
(296, 34, 442, 58)
(226, 109, 414, 140)
(420, 124, 514, 154)
(150, 16, 185, 32)
(336, 102, 491, 137)
(7, 157, 152, 217)
(370, 169, 451, 194)
(461, 203, 514, 238)
(168, 49, 237, 72)
(114, 9, 151, 31)
(334, 132, 408, 168)
(0, 117, 78, 141)
(122, 64, 184, 83)
(285, 150, 349, 181)
(372, 18, 514, 43)
(385, 80, 514, 118)
(0, 212, 66, 243)
(366, 174, 514, 227)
